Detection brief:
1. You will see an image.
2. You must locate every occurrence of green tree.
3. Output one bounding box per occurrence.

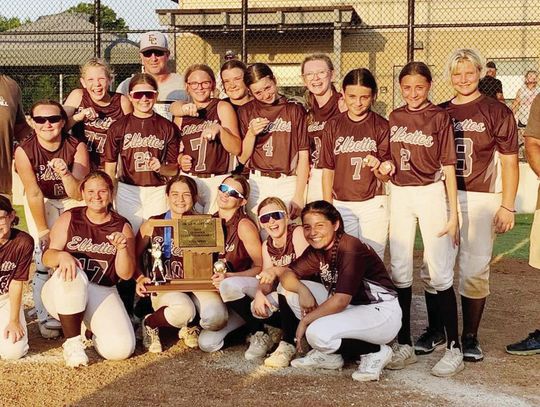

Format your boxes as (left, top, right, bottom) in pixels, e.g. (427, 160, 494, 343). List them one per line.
(66, 2, 129, 33)
(0, 15, 30, 32)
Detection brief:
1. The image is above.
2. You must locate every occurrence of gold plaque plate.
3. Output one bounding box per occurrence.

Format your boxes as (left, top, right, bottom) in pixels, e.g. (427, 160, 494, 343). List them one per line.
(179, 217, 216, 247)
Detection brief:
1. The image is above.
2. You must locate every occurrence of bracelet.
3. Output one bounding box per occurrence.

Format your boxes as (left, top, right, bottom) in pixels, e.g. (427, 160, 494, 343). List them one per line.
(38, 229, 50, 238)
(500, 205, 516, 213)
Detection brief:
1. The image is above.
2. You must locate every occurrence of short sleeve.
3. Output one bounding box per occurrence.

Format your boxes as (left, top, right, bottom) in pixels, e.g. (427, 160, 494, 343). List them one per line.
(295, 105, 309, 151)
(104, 120, 122, 162)
(13, 234, 34, 281)
(438, 112, 457, 165)
(494, 106, 519, 154)
(318, 126, 335, 170)
(289, 247, 321, 278)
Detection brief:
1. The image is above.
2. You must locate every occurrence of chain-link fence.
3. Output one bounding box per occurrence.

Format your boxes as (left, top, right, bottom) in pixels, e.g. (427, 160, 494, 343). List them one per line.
(2, 0, 539, 135)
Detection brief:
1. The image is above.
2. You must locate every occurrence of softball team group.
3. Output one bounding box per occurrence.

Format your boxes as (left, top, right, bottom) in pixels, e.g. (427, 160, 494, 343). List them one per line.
(0, 46, 519, 383)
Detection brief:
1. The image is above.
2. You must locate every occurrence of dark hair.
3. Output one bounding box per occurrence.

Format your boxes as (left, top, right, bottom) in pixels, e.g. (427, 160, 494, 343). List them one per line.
(245, 63, 276, 88)
(184, 64, 216, 87)
(398, 61, 432, 83)
(486, 61, 497, 69)
(223, 174, 250, 200)
(220, 59, 248, 80)
(128, 73, 158, 92)
(30, 99, 68, 123)
(342, 68, 378, 95)
(80, 170, 114, 194)
(0, 196, 19, 226)
(165, 175, 198, 202)
(301, 200, 344, 234)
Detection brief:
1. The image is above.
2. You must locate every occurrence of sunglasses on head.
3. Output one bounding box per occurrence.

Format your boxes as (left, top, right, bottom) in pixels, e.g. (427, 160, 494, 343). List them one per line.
(218, 183, 244, 199)
(141, 49, 166, 58)
(32, 115, 63, 124)
(258, 210, 286, 224)
(130, 90, 157, 99)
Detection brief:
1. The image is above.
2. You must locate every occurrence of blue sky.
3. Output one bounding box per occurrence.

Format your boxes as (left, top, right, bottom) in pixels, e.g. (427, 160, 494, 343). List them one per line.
(0, 0, 177, 30)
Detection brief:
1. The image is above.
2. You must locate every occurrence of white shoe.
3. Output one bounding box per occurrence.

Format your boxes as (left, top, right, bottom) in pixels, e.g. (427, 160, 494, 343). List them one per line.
(264, 341, 296, 368)
(431, 342, 465, 377)
(179, 326, 201, 349)
(142, 316, 162, 353)
(245, 331, 274, 360)
(38, 321, 61, 339)
(290, 349, 344, 370)
(63, 336, 89, 368)
(386, 343, 417, 370)
(352, 344, 393, 382)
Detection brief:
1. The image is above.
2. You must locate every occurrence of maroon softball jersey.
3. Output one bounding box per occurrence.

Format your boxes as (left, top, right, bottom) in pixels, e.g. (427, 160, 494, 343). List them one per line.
(148, 212, 184, 280)
(72, 90, 125, 169)
(176, 99, 231, 175)
(64, 206, 130, 286)
(0, 229, 33, 295)
(320, 111, 390, 201)
(441, 95, 518, 193)
(266, 224, 300, 267)
(17, 133, 81, 199)
(104, 113, 179, 186)
(307, 88, 342, 168)
(214, 210, 255, 273)
(389, 103, 457, 187)
(289, 233, 395, 305)
(237, 97, 309, 175)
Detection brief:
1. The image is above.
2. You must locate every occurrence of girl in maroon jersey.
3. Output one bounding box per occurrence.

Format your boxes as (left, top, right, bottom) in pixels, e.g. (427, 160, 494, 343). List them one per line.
(135, 175, 227, 353)
(301, 54, 345, 202)
(198, 175, 263, 353)
(382, 62, 462, 377)
(442, 49, 518, 363)
(14, 100, 90, 339)
(0, 196, 33, 360)
(259, 200, 401, 382)
(64, 58, 132, 169)
(220, 59, 252, 109)
(255, 197, 309, 367)
(320, 68, 391, 260)
(42, 171, 136, 367)
(237, 63, 310, 220)
(171, 64, 242, 214)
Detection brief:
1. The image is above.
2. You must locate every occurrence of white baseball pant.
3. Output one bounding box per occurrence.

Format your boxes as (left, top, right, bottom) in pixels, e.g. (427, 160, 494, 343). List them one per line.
(219, 276, 279, 319)
(42, 270, 135, 361)
(0, 294, 29, 360)
(182, 172, 229, 214)
(247, 173, 300, 220)
(334, 195, 389, 260)
(116, 182, 168, 233)
(279, 281, 401, 354)
(198, 309, 244, 353)
(306, 167, 323, 203)
(530, 207, 540, 269)
(389, 182, 457, 292)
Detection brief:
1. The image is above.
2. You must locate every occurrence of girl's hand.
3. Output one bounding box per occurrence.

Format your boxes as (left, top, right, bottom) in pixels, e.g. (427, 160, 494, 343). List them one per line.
(136, 276, 152, 297)
(211, 272, 226, 289)
(106, 232, 128, 251)
(74, 107, 98, 122)
(253, 291, 271, 318)
(178, 154, 193, 172)
(56, 251, 82, 282)
(494, 206, 515, 234)
(181, 103, 199, 117)
(258, 268, 277, 285)
(49, 158, 69, 178)
(4, 321, 25, 344)
(295, 320, 308, 353)
(248, 118, 269, 135)
(363, 154, 380, 171)
(379, 160, 395, 176)
(147, 157, 161, 173)
(437, 217, 460, 247)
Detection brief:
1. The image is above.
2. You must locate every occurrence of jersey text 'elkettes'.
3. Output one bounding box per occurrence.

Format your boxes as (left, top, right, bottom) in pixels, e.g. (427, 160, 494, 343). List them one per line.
(0, 229, 33, 295)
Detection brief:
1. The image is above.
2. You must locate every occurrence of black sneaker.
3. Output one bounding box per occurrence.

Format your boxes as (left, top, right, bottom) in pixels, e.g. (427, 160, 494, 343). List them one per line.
(506, 330, 540, 356)
(414, 328, 446, 355)
(462, 334, 484, 362)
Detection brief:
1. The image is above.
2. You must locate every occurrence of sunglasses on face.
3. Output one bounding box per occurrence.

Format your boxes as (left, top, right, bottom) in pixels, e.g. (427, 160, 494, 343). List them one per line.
(32, 115, 63, 124)
(218, 183, 244, 199)
(141, 49, 166, 58)
(130, 90, 158, 99)
(258, 210, 286, 224)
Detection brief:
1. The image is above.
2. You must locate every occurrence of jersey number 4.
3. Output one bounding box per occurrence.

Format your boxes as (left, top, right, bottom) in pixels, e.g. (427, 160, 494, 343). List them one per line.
(262, 136, 274, 157)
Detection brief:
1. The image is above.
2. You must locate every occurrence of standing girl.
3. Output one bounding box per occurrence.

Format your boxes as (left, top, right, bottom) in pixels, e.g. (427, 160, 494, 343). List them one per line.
(173, 64, 242, 214)
(64, 58, 132, 169)
(237, 63, 310, 220)
(383, 62, 462, 377)
(301, 54, 344, 202)
(442, 49, 518, 362)
(14, 100, 90, 339)
(320, 68, 390, 260)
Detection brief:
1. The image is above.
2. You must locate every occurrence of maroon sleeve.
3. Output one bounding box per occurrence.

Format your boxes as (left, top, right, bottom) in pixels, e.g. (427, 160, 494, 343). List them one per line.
(237, 105, 250, 138)
(494, 107, 519, 154)
(104, 120, 122, 163)
(438, 112, 457, 166)
(376, 116, 391, 161)
(13, 233, 34, 281)
(164, 122, 180, 164)
(296, 105, 309, 151)
(289, 246, 321, 278)
(334, 245, 366, 297)
(318, 126, 335, 170)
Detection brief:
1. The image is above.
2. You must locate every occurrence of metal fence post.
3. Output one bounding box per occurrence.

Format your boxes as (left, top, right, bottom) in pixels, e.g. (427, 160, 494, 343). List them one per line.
(94, 0, 101, 58)
(407, 0, 415, 62)
(241, 0, 248, 63)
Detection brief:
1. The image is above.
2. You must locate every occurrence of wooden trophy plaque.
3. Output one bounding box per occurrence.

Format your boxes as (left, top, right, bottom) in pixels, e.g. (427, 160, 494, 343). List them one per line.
(144, 215, 224, 292)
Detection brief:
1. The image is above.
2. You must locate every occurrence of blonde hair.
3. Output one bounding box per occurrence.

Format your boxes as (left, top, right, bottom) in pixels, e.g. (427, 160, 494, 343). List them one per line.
(80, 57, 113, 80)
(446, 48, 485, 81)
(257, 197, 288, 216)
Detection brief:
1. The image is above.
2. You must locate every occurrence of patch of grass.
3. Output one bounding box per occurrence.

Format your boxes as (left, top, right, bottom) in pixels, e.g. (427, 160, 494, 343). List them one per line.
(14, 205, 28, 232)
(414, 214, 533, 261)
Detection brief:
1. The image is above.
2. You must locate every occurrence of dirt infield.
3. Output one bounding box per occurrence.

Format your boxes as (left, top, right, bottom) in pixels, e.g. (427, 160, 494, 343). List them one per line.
(1, 256, 539, 407)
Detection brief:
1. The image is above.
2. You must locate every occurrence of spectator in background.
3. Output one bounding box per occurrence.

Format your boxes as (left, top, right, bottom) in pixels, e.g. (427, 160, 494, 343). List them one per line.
(116, 31, 189, 120)
(505, 93, 540, 356)
(478, 62, 504, 101)
(512, 70, 540, 128)
(0, 74, 32, 199)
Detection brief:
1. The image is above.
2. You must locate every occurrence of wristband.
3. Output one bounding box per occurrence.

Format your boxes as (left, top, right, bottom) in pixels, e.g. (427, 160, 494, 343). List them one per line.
(500, 205, 516, 213)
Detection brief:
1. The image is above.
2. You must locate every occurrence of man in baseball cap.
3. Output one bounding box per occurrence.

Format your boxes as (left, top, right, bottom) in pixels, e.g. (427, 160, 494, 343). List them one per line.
(478, 61, 504, 101)
(116, 31, 189, 120)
